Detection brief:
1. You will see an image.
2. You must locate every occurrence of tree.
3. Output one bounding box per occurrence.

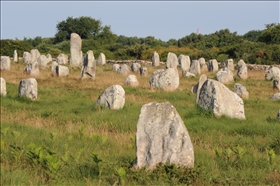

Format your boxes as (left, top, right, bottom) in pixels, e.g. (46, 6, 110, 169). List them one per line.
(243, 30, 262, 42)
(258, 23, 280, 44)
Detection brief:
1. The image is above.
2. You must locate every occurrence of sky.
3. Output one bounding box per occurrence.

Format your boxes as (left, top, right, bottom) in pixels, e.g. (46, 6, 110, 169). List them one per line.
(1, 1, 279, 41)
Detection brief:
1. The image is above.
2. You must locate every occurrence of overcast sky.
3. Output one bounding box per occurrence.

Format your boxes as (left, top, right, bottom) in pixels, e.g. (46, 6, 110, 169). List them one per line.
(1, 1, 279, 41)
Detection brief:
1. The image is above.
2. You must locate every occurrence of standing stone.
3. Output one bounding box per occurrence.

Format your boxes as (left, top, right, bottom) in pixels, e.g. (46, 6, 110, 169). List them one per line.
(236, 59, 248, 80)
(226, 59, 234, 71)
(23, 52, 31, 63)
(265, 66, 280, 81)
(134, 102, 194, 170)
(112, 64, 120, 72)
(51, 61, 59, 76)
(192, 74, 208, 103)
(140, 67, 148, 76)
(131, 62, 141, 73)
(117, 64, 131, 75)
(234, 83, 249, 99)
(55, 65, 69, 77)
(81, 50, 96, 80)
(270, 93, 280, 101)
(125, 75, 139, 87)
(152, 51, 160, 67)
(273, 79, 280, 90)
(0, 77, 7, 96)
(208, 59, 219, 72)
(216, 67, 234, 84)
(18, 78, 38, 100)
(149, 68, 179, 91)
(197, 79, 245, 119)
(189, 60, 201, 75)
(56, 53, 68, 65)
(97, 53, 106, 65)
(96, 85, 125, 110)
(166, 52, 178, 69)
(30, 49, 40, 62)
(277, 110, 280, 120)
(13, 50, 18, 62)
(24, 62, 39, 76)
(199, 57, 208, 72)
(38, 55, 49, 67)
(0, 56, 11, 71)
(178, 54, 190, 71)
(70, 33, 82, 66)
(46, 54, 52, 63)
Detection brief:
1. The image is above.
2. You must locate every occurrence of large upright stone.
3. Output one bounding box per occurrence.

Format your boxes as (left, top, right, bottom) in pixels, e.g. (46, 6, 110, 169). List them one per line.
(0, 77, 7, 96)
(226, 59, 234, 71)
(56, 53, 68, 65)
(30, 49, 40, 62)
(134, 102, 194, 170)
(149, 68, 179, 91)
(192, 74, 208, 103)
(23, 52, 31, 63)
(166, 52, 178, 69)
(178, 54, 190, 71)
(55, 65, 69, 77)
(18, 78, 38, 100)
(265, 66, 280, 80)
(208, 59, 219, 72)
(0, 56, 11, 71)
(70, 33, 82, 66)
(24, 62, 39, 76)
(46, 54, 52, 63)
(199, 57, 208, 72)
(38, 55, 49, 67)
(131, 62, 141, 73)
(236, 59, 248, 80)
(216, 67, 234, 84)
(81, 50, 96, 80)
(190, 60, 201, 75)
(112, 64, 120, 72)
(97, 53, 106, 65)
(96, 85, 125, 110)
(197, 79, 245, 119)
(152, 51, 160, 67)
(13, 50, 18, 62)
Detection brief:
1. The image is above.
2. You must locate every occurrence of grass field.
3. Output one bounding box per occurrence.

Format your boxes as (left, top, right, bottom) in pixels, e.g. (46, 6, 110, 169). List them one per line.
(1, 61, 280, 185)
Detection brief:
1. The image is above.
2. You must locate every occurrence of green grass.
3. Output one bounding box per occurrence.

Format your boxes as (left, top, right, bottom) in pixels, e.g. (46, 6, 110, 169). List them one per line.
(1, 62, 280, 185)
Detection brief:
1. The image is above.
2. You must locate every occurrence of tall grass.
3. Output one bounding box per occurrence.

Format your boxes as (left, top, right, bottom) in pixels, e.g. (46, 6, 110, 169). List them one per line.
(1, 62, 280, 185)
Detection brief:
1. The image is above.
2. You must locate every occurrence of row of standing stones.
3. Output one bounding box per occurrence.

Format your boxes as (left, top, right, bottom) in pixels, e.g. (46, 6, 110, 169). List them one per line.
(1, 32, 280, 170)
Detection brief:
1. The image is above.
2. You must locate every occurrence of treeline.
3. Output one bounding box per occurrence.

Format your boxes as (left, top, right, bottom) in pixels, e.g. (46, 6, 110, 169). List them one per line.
(1, 16, 279, 64)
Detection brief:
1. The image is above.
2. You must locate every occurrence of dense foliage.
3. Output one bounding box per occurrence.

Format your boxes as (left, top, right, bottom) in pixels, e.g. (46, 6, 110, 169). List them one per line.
(1, 16, 279, 64)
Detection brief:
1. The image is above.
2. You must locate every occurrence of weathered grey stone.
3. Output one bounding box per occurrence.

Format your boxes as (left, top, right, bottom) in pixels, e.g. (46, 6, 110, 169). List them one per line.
(0, 56, 11, 71)
(226, 59, 234, 71)
(18, 78, 38, 100)
(236, 59, 248, 80)
(46, 54, 52, 63)
(149, 68, 179, 91)
(265, 66, 280, 80)
(81, 50, 96, 80)
(13, 50, 18, 62)
(270, 93, 280, 101)
(96, 85, 125, 110)
(273, 79, 280, 90)
(51, 62, 59, 76)
(197, 79, 245, 119)
(190, 60, 201, 75)
(199, 57, 206, 66)
(112, 64, 120, 72)
(56, 53, 68, 65)
(234, 83, 249, 99)
(23, 52, 31, 63)
(24, 62, 39, 76)
(117, 64, 131, 75)
(152, 51, 160, 67)
(134, 102, 194, 170)
(97, 53, 106, 65)
(1, 77, 7, 96)
(131, 62, 141, 73)
(208, 59, 219, 72)
(178, 55, 190, 71)
(140, 67, 148, 76)
(30, 49, 40, 62)
(38, 55, 49, 67)
(277, 110, 280, 120)
(194, 74, 208, 103)
(182, 71, 195, 78)
(166, 52, 178, 69)
(125, 75, 139, 87)
(70, 33, 83, 66)
(55, 65, 69, 77)
(216, 67, 234, 84)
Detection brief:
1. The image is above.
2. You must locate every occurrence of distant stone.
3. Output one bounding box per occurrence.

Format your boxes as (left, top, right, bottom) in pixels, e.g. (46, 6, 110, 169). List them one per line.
(70, 33, 83, 66)
(0, 56, 11, 71)
(178, 54, 190, 71)
(55, 65, 69, 77)
(131, 62, 141, 73)
(189, 60, 201, 75)
(208, 59, 219, 72)
(23, 52, 32, 63)
(270, 93, 280, 101)
(97, 53, 106, 65)
(193, 74, 208, 103)
(46, 54, 52, 63)
(117, 64, 131, 75)
(166, 52, 178, 69)
(56, 53, 68, 65)
(234, 83, 249, 99)
(182, 70, 195, 78)
(51, 62, 59, 76)
(277, 110, 280, 120)
(96, 85, 125, 110)
(134, 102, 194, 170)
(199, 57, 207, 72)
(149, 68, 179, 91)
(112, 64, 120, 72)
(24, 62, 39, 76)
(1, 77, 7, 96)
(81, 50, 96, 80)
(236, 59, 248, 80)
(273, 79, 280, 90)
(13, 50, 18, 62)
(216, 67, 234, 84)
(152, 51, 160, 67)
(30, 49, 40, 62)
(140, 67, 148, 76)
(125, 75, 139, 87)
(197, 79, 245, 119)
(226, 59, 234, 71)
(18, 78, 38, 100)
(38, 55, 49, 67)
(265, 66, 280, 81)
